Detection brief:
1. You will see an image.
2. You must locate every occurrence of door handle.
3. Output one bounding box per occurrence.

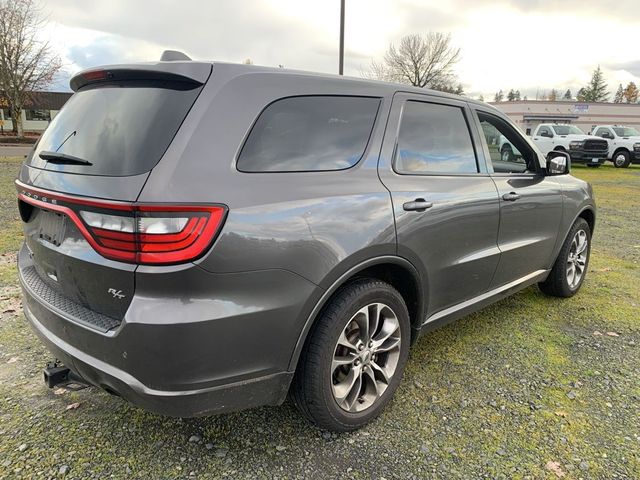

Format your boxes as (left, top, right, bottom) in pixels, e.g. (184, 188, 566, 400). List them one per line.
(502, 192, 521, 201)
(403, 199, 433, 211)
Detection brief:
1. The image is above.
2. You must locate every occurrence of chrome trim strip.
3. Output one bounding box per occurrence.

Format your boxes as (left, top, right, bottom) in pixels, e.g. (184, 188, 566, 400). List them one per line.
(423, 269, 548, 326)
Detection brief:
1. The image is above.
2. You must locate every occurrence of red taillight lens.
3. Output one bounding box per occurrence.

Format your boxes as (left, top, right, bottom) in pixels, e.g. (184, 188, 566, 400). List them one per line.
(80, 206, 225, 264)
(17, 182, 226, 265)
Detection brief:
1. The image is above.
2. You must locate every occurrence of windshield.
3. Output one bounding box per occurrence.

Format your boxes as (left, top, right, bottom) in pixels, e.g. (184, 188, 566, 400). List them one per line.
(28, 81, 203, 176)
(552, 125, 584, 135)
(612, 127, 640, 137)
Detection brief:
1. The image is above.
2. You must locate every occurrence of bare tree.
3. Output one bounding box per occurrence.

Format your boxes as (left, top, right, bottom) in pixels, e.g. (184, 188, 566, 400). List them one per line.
(365, 33, 461, 92)
(0, 0, 61, 137)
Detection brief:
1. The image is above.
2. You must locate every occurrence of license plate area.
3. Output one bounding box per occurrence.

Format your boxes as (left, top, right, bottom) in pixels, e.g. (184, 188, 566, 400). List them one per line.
(37, 210, 67, 247)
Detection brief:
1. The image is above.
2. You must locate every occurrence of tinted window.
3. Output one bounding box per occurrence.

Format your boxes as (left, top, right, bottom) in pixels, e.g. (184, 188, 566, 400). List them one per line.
(395, 101, 477, 174)
(538, 126, 552, 136)
(237, 96, 380, 172)
(28, 82, 202, 176)
(478, 112, 536, 174)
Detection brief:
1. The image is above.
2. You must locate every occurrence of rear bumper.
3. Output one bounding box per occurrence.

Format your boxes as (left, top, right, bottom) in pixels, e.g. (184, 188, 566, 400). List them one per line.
(18, 243, 319, 417)
(24, 304, 293, 416)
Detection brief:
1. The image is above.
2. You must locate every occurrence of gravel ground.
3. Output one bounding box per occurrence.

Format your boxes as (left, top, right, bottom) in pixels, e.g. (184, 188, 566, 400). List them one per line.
(0, 158, 638, 479)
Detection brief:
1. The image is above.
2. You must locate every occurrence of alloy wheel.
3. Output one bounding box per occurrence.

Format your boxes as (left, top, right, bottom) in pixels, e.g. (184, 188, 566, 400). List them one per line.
(566, 229, 588, 289)
(331, 303, 401, 412)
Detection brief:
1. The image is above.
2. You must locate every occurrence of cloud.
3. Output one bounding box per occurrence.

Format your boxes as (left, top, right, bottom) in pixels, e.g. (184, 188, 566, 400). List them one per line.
(38, 0, 640, 98)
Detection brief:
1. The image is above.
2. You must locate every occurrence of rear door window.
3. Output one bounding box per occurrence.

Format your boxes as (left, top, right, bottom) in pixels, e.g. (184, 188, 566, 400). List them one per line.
(28, 81, 203, 176)
(394, 101, 478, 174)
(237, 95, 380, 172)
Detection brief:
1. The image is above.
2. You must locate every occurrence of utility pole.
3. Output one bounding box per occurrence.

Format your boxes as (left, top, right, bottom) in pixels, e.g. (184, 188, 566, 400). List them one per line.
(339, 0, 345, 75)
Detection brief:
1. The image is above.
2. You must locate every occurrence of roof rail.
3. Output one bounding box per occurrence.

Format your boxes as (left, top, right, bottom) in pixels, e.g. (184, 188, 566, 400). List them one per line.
(160, 50, 192, 61)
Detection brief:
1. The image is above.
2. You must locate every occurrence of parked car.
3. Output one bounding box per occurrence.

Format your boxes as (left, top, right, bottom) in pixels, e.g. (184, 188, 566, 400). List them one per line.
(16, 54, 596, 431)
(591, 125, 640, 168)
(530, 123, 608, 167)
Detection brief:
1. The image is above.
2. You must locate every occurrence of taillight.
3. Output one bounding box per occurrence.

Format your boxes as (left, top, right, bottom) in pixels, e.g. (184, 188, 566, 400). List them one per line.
(16, 181, 226, 265)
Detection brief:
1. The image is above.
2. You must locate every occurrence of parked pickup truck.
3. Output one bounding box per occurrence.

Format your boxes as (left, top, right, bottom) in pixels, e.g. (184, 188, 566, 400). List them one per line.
(529, 124, 609, 167)
(591, 125, 640, 168)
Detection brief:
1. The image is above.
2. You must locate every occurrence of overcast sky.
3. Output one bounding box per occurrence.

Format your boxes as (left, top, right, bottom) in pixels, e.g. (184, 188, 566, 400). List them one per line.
(41, 0, 640, 99)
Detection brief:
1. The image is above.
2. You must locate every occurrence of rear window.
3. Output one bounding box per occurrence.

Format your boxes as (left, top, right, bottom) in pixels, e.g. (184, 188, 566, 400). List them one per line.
(28, 81, 203, 176)
(237, 95, 380, 172)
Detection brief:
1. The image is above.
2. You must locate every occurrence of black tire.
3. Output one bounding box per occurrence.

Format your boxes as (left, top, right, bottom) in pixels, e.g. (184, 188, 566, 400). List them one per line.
(539, 218, 591, 297)
(612, 150, 631, 168)
(290, 278, 411, 432)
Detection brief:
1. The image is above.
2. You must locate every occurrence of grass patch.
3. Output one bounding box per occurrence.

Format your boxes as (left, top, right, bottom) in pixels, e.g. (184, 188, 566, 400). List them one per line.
(0, 159, 638, 479)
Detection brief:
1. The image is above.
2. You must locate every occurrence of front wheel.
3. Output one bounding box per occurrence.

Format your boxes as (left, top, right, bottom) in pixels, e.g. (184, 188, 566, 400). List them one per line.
(539, 218, 591, 297)
(290, 279, 410, 431)
(613, 151, 631, 168)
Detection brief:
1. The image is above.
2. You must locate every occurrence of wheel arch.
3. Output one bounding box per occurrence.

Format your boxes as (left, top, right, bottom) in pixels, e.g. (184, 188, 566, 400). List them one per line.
(612, 146, 630, 157)
(287, 255, 424, 371)
(548, 204, 596, 272)
(577, 206, 595, 235)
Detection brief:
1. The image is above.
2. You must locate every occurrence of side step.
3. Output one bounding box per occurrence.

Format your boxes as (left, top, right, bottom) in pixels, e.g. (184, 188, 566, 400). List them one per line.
(44, 361, 89, 391)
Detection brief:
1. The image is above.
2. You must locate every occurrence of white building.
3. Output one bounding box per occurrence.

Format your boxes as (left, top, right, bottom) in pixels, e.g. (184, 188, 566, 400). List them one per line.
(0, 92, 72, 134)
(490, 100, 640, 135)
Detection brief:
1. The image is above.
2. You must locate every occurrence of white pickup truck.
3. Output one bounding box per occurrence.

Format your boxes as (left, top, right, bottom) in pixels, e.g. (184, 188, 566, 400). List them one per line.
(529, 124, 609, 167)
(591, 125, 640, 168)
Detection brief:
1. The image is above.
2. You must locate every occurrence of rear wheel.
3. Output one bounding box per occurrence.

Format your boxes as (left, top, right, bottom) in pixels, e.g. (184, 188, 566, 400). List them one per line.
(539, 218, 591, 297)
(290, 279, 410, 431)
(613, 150, 631, 168)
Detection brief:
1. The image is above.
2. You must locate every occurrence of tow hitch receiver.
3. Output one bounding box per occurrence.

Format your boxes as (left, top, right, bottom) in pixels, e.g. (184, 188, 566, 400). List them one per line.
(44, 361, 89, 391)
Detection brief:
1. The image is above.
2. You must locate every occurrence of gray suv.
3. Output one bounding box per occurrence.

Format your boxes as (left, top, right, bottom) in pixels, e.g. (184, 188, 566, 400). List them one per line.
(16, 56, 595, 431)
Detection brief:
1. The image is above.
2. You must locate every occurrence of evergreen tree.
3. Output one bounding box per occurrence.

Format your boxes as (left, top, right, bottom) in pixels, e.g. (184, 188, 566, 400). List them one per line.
(614, 84, 624, 103)
(507, 89, 515, 101)
(514, 90, 521, 100)
(580, 66, 609, 102)
(494, 90, 504, 102)
(576, 87, 587, 102)
(563, 89, 572, 100)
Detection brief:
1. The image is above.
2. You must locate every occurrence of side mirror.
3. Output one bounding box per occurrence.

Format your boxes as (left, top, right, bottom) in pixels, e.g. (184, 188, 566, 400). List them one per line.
(540, 130, 552, 138)
(546, 151, 570, 176)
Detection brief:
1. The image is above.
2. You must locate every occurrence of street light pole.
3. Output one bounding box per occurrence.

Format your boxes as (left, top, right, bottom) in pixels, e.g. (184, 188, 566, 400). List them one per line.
(339, 0, 345, 75)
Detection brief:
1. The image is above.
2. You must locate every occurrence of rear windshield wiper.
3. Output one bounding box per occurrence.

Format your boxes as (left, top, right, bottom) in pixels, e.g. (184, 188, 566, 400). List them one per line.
(39, 151, 93, 166)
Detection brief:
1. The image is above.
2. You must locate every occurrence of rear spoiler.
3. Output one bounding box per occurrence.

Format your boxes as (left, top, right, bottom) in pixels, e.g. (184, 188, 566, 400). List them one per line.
(70, 62, 212, 91)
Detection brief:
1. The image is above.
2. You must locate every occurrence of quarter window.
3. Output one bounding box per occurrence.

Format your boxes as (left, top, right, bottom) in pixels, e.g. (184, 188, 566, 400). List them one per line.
(395, 101, 477, 174)
(237, 96, 380, 172)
